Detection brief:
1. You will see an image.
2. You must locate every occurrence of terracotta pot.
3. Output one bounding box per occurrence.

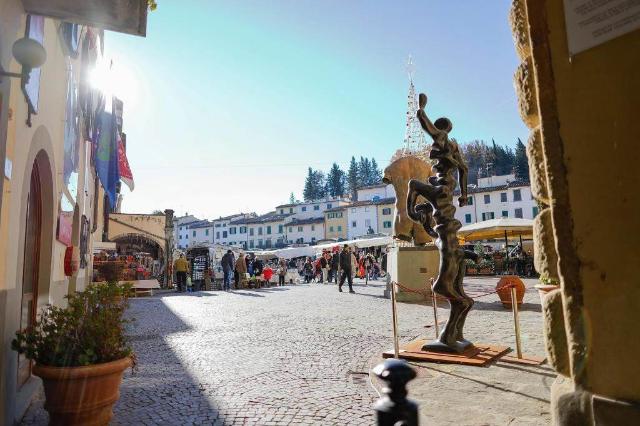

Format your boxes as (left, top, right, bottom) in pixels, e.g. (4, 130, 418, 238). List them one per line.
(33, 357, 131, 426)
(496, 275, 526, 308)
(534, 283, 560, 304)
(466, 267, 477, 275)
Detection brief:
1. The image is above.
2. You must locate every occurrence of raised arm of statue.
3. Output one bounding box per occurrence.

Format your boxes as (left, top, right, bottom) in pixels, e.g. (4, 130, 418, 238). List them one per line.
(417, 93, 443, 142)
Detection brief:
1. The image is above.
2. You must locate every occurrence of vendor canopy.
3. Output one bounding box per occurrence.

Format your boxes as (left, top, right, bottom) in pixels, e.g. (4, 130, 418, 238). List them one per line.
(458, 218, 533, 242)
(254, 235, 394, 260)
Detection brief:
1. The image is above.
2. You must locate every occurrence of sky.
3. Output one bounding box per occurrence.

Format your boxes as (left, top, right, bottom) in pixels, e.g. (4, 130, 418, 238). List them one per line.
(103, 0, 528, 219)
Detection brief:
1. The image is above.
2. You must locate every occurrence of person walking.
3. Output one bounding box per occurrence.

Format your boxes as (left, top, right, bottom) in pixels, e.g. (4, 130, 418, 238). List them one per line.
(331, 250, 339, 284)
(339, 245, 354, 293)
(174, 254, 190, 293)
(278, 258, 287, 286)
(221, 250, 235, 291)
(235, 253, 247, 289)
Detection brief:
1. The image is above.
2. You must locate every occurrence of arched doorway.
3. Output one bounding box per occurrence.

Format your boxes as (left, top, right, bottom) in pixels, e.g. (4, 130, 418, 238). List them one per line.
(17, 161, 43, 386)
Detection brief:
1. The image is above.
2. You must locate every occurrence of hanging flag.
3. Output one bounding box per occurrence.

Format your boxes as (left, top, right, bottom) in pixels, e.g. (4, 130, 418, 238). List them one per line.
(95, 111, 119, 209)
(118, 132, 134, 191)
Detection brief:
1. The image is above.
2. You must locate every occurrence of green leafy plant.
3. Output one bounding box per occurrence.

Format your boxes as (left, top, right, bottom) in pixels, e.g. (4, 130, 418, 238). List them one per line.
(464, 258, 477, 267)
(539, 274, 560, 286)
(12, 282, 135, 368)
(478, 258, 495, 270)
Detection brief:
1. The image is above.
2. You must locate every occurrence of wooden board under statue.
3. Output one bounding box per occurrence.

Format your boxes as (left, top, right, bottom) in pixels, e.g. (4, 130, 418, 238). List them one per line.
(382, 154, 440, 303)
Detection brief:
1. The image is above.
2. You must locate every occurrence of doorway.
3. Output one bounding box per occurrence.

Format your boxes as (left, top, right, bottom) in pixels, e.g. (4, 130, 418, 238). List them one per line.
(17, 160, 42, 387)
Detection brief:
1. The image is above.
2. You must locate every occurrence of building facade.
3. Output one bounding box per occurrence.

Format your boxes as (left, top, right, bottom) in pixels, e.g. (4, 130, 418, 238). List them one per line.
(455, 174, 537, 225)
(324, 207, 347, 240)
(0, 2, 147, 423)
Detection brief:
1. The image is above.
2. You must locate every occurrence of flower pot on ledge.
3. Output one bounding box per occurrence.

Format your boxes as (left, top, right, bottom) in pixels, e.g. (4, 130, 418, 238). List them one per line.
(33, 357, 132, 426)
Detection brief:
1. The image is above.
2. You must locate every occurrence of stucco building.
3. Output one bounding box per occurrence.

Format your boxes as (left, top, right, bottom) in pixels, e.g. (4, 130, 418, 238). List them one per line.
(0, 2, 148, 423)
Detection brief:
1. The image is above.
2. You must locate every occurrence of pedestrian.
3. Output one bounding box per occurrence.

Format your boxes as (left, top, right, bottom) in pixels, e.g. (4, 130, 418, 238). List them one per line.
(339, 245, 354, 293)
(221, 250, 235, 291)
(320, 252, 329, 284)
(173, 253, 190, 293)
(235, 253, 247, 289)
(303, 257, 314, 283)
(263, 264, 274, 287)
(331, 250, 340, 284)
(278, 258, 287, 286)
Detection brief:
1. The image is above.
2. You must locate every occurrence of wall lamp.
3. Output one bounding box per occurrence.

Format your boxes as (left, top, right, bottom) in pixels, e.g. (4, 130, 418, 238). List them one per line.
(0, 37, 46, 83)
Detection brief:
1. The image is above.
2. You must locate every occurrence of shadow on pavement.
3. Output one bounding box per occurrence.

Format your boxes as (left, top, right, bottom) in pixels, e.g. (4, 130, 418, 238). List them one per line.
(472, 300, 542, 313)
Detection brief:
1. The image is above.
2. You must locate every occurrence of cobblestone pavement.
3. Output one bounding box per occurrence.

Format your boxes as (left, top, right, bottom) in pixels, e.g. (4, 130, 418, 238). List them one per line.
(21, 277, 552, 425)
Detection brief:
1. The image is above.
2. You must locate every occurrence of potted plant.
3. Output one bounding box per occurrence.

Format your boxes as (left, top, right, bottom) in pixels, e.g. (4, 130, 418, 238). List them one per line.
(534, 274, 560, 302)
(12, 283, 135, 426)
(478, 258, 495, 275)
(464, 258, 478, 275)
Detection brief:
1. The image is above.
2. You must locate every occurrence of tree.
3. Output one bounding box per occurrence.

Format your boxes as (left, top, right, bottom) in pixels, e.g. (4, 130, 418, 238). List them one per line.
(370, 158, 382, 185)
(514, 138, 530, 181)
(303, 167, 315, 201)
(289, 192, 296, 204)
(358, 156, 371, 186)
(347, 156, 359, 200)
(151, 209, 164, 215)
(314, 170, 327, 199)
(326, 163, 345, 198)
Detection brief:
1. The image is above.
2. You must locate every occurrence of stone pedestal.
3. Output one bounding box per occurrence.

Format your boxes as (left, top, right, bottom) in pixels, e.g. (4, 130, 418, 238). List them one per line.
(386, 245, 439, 302)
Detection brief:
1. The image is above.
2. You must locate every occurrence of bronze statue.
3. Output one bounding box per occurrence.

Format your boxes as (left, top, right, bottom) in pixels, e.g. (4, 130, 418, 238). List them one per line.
(382, 155, 433, 246)
(406, 92, 477, 354)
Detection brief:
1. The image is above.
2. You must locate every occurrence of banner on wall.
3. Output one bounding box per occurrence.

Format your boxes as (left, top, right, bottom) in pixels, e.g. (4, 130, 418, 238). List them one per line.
(95, 111, 119, 208)
(118, 132, 134, 191)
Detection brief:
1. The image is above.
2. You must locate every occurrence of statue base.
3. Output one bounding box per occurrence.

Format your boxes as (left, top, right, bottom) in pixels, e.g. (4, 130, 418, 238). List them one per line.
(383, 338, 510, 367)
(386, 244, 439, 302)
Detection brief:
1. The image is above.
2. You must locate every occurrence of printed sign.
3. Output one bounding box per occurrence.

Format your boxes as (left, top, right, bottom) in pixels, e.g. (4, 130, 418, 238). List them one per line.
(564, 0, 640, 55)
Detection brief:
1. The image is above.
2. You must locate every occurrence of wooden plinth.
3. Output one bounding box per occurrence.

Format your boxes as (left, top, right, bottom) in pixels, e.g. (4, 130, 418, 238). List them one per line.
(383, 339, 510, 366)
(500, 354, 546, 365)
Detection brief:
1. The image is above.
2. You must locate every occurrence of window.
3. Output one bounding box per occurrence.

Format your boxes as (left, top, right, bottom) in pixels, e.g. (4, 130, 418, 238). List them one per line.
(365, 219, 371, 227)
(301, 206, 307, 212)
(532, 206, 539, 217)
(249, 240, 254, 248)
(311, 237, 316, 243)
(351, 208, 356, 213)
(352, 221, 357, 228)
(328, 212, 343, 219)
(180, 226, 183, 230)
(280, 209, 284, 214)
(513, 189, 522, 202)
(337, 226, 342, 231)
(484, 194, 490, 204)
(313, 205, 319, 211)
(330, 226, 334, 232)
(215, 224, 221, 228)
(481, 212, 495, 221)
(289, 208, 294, 213)
(179, 235, 182, 240)
(249, 228, 254, 236)
(297, 226, 303, 232)
(515, 208, 523, 218)
(311, 225, 315, 231)
(240, 226, 247, 234)
(222, 231, 227, 238)
(383, 221, 392, 228)
(186, 234, 189, 239)
(465, 214, 472, 223)
(258, 239, 263, 248)
(266, 226, 271, 235)
(206, 229, 209, 236)
(364, 207, 369, 212)
(382, 208, 391, 215)
(192, 231, 196, 237)
(502, 210, 509, 217)
(229, 227, 237, 235)
(467, 196, 473, 205)
(288, 227, 293, 232)
(265, 239, 272, 248)
(258, 227, 263, 235)
(216, 232, 220, 239)
(500, 192, 507, 202)
(278, 225, 283, 233)
(223, 223, 226, 227)
(327, 203, 332, 209)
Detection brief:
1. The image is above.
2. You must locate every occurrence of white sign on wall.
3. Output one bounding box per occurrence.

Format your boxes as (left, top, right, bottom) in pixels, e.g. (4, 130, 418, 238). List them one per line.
(563, 0, 640, 55)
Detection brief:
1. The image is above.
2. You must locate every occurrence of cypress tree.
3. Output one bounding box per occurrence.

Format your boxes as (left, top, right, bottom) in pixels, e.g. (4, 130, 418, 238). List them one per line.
(514, 138, 530, 181)
(347, 156, 359, 200)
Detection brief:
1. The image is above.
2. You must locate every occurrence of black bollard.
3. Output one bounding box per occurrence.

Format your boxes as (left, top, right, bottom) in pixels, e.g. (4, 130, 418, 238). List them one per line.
(373, 359, 419, 426)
